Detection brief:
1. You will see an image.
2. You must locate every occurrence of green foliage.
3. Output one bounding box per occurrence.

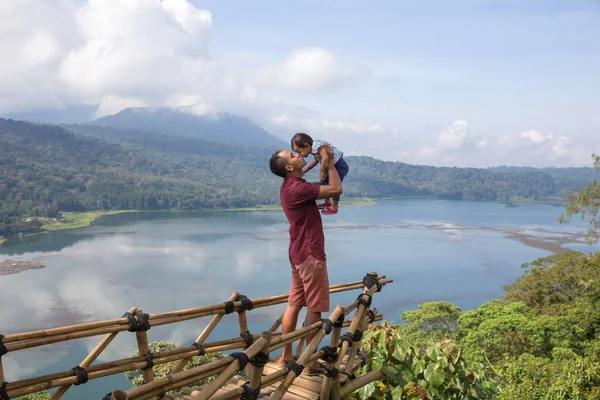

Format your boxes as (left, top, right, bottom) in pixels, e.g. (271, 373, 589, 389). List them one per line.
(458, 301, 547, 364)
(351, 321, 500, 400)
(496, 353, 600, 400)
(560, 154, 600, 244)
(125, 341, 225, 393)
(0, 118, 595, 239)
(398, 302, 462, 350)
(16, 392, 51, 400)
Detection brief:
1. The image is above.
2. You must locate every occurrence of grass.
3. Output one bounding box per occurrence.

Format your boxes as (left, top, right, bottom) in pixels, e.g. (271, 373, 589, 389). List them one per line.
(43, 210, 138, 232)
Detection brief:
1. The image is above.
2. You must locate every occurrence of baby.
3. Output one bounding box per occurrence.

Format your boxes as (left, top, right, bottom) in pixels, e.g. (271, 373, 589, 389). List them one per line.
(291, 133, 350, 215)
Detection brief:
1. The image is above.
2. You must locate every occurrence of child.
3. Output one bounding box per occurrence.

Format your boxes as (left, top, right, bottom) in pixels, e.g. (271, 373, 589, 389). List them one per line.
(291, 132, 349, 215)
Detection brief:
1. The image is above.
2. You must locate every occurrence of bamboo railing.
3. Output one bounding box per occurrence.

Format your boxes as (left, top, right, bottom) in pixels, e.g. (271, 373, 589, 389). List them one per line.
(0, 273, 391, 400)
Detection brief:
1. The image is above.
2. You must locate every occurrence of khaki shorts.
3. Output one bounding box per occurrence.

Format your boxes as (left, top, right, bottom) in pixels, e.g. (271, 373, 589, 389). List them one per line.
(288, 254, 330, 313)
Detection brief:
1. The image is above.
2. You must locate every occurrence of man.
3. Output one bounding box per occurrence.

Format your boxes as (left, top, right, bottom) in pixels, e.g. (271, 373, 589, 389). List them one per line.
(269, 145, 343, 371)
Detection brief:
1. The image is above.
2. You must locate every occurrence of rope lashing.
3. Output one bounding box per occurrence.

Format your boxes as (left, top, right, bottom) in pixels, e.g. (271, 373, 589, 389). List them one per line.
(367, 310, 376, 323)
(0, 381, 9, 400)
(323, 366, 339, 378)
(236, 294, 254, 311)
(122, 312, 151, 332)
(250, 351, 269, 368)
(0, 335, 7, 357)
(71, 366, 89, 385)
(240, 331, 254, 348)
(362, 274, 382, 292)
(285, 362, 304, 376)
(339, 330, 363, 346)
(230, 352, 250, 371)
(191, 342, 205, 356)
(357, 293, 372, 308)
(224, 301, 235, 315)
(319, 346, 338, 363)
(333, 314, 345, 328)
(320, 319, 333, 335)
(241, 382, 261, 400)
(224, 294, 254, 315)
(142, 351, 154, 370)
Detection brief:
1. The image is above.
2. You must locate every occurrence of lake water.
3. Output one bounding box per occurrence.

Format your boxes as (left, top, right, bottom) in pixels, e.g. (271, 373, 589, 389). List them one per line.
(0, 199, 598, 399)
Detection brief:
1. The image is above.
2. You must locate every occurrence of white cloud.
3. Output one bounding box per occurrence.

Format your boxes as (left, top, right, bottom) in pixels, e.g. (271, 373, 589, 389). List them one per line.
(437, 120, 470, 149)
(0, 0, 596, 168)
(253, 47, 371, 91)
(521, 129, 553, 143)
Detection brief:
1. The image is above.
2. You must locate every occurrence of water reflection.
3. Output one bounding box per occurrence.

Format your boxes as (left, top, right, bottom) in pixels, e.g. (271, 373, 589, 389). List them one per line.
(0, 200, 597, 399)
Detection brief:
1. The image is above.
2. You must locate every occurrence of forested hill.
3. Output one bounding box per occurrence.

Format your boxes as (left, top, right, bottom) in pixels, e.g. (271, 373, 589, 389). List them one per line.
(0, 118, 596, 220)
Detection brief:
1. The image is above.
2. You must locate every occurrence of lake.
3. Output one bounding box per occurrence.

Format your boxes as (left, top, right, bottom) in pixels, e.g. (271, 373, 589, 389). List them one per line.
(0, 199, 597, 399)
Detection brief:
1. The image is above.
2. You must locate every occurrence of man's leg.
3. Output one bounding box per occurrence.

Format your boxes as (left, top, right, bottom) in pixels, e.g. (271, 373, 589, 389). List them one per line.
(303, 310, 322, 347)
(281, 264, 305, 364)
(281, 304, 302, 362)
(299, 255, 330, 371)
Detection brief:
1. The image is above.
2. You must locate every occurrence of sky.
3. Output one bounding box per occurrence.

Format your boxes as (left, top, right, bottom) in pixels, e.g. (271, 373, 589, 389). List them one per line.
(1, 0, 599, 167)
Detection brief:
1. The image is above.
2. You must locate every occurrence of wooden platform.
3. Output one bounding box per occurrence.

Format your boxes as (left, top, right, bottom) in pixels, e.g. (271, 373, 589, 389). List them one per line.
(166, 361, 326, 399)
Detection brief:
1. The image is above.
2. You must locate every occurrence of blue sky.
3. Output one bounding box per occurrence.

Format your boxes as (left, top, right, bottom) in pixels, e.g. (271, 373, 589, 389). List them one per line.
(1, 0, 598, 166)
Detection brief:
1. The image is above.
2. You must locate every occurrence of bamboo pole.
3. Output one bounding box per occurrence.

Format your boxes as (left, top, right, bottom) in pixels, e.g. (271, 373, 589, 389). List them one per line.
(49, 306, 137, 400)
(119, 357, 234, 400)
(6, 313, 383, 398)
(338, 370, 382, 398)
(4, 279, 391, 352)
(236, 296, 252, 377)
(328, 274, 381, 396)
(320, 311, 344, 400)
(112, 326, 325, 400)
(170, 292, 239, 375)
(133, 310, 154, 388)
(193, 333, 271, 400)
(271, 305, 345, 400)
(6, 276, 391, 399)
(268, 313, 284, 333)
(6, 322, 319, 396)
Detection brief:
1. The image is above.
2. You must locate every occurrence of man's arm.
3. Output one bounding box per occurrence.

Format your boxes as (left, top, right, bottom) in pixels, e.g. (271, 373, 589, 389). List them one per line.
(317, 146, 342, 199)
(303, 158, 319, 175)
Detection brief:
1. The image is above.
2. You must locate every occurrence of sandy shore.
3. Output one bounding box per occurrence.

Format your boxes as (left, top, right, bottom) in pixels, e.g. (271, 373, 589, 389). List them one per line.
(0, 260, 46, 276)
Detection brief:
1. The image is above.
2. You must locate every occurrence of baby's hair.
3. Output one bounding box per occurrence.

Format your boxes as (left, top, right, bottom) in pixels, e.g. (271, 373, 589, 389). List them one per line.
(291, 133, 313, 149)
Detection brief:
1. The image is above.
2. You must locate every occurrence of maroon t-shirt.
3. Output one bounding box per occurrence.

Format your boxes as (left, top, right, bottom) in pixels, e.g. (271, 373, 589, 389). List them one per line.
(280, 176, 326, 265)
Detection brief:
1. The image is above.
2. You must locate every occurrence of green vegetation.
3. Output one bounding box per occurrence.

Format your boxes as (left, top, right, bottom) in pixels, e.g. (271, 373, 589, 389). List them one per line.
(560, 154, 600, 244)
(43, 210, 137, 231)
(0, 118, 594, 234)
(16, 392, 50, 400)
(355, 251, 600, 399)
(125, 341, 225, 394)
(353, 323, 499, 400)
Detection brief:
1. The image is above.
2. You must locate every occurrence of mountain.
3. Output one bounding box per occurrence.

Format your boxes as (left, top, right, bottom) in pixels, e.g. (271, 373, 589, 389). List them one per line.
(488, 165, 597, 182)
(2, 104, 99, 125)
(88, 107, 285, 147)
(1, 118, 596, 230)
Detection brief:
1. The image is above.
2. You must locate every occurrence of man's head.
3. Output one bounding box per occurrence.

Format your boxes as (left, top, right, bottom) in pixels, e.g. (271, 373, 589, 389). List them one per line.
(269, 150, 307, 178)
(291, 133, 313, 158)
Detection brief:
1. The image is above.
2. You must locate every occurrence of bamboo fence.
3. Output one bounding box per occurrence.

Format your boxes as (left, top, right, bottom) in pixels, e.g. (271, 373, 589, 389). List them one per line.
(0, 273, 391, 400)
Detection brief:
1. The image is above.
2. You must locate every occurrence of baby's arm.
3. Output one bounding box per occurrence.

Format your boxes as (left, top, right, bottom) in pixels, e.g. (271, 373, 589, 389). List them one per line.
(303, 158, 319, 175)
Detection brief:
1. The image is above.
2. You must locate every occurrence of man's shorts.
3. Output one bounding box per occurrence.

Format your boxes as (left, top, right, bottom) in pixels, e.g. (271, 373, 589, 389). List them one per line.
(288, 254, 330, 313)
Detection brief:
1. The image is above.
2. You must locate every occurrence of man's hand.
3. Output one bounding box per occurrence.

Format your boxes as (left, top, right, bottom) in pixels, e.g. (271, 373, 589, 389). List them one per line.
(324, 144, 335, 161)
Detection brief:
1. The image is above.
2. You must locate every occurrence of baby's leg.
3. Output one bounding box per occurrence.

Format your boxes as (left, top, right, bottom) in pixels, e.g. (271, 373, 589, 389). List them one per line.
(329, 159, 349, 211)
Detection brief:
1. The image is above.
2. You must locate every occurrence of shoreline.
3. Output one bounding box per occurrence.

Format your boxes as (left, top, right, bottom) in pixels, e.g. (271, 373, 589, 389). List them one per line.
(0, 196, 567, 247)
(0, 198, 378, 246)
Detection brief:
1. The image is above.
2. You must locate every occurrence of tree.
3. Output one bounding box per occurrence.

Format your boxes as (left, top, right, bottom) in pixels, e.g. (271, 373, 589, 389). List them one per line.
(560, 154, 600, 244)
(398, 302, 462, 350)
